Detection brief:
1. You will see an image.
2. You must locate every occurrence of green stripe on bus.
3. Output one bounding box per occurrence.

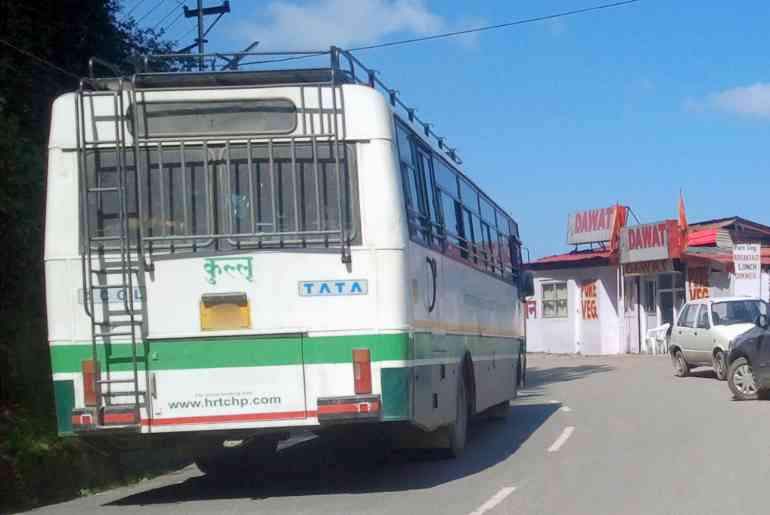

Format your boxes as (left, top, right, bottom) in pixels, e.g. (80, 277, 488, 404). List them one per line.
(49, 333, 411, 374)
(53, 380, 75, 436)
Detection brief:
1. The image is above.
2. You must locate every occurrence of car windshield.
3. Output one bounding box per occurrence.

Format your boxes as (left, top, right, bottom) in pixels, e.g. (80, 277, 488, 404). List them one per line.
(711, 300, 768, 326)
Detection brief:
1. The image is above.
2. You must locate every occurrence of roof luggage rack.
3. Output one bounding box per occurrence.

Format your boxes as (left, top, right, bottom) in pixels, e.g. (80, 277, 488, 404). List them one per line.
(85, 47, 463, 166)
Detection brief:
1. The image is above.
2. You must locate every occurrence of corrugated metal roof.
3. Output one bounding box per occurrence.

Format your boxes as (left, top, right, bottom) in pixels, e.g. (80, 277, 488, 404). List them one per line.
(531, 249, 613, 265)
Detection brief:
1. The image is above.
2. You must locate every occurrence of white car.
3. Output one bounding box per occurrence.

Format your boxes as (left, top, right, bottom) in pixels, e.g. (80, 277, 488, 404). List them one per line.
(669, 297, 768, 380)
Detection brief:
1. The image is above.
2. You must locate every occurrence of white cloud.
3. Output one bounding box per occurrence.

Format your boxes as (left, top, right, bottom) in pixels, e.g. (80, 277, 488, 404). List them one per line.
(235, 0, 445, 50)
(691, 83, 770, 120)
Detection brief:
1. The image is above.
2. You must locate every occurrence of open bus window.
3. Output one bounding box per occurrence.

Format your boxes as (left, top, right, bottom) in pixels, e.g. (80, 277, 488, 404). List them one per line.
(127, 99, 297, 138)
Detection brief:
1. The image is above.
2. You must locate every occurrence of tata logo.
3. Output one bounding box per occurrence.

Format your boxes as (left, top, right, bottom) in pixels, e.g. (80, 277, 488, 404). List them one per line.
(298, 280, 368, 297)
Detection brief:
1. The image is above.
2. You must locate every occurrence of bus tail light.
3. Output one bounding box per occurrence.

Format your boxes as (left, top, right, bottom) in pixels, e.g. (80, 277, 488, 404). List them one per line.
(82, 360, 99, 406)
(353, 349, 372, 394)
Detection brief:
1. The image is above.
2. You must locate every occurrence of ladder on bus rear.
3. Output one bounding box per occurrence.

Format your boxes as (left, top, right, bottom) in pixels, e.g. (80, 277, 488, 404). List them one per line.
(77, 61, 147, 428)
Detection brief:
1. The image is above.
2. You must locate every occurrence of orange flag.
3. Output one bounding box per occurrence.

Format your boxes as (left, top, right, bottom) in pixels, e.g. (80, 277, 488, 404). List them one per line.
(608, 204, 628, 259)
(678, 191, 688, 249)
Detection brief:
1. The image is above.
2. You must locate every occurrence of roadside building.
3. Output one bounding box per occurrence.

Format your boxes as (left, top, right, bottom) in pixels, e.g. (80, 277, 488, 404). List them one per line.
(525, 208, 770, 355)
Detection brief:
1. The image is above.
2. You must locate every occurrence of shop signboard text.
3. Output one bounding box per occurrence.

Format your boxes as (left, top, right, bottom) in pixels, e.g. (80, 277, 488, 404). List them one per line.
(581, 280, 599, 320)
(567, 206, 618, 245)
(620, 221, 671, 264)
(733, 244, 761, 298)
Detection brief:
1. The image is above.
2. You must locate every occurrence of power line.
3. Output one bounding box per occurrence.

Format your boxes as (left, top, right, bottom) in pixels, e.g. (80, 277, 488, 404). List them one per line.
(136, 0, 167, 24)
(238, 0, 642, 66)
(124, 0, 149, 19)
(152, 4, 179, 31)
(163, 10, 186, 34)
(175, 22, 198, 44)
(0, 38, 80, 81)
(349, 0, 642, 51)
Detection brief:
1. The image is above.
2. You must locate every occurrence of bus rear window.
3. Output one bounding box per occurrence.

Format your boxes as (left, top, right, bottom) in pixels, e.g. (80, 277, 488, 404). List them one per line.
(128, 99, 297, 138)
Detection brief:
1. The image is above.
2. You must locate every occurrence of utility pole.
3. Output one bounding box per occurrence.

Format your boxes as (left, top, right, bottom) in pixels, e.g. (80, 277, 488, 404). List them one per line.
(183, 0, 231, 70)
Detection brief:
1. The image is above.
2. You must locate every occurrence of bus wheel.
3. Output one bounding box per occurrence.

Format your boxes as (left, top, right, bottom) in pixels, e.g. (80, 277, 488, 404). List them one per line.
(446, 371, 469, 458)
(486, 401, 510, 420)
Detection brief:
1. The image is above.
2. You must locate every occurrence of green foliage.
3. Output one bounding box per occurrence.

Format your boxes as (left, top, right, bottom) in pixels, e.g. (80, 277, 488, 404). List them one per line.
(0, 0, 174, 409)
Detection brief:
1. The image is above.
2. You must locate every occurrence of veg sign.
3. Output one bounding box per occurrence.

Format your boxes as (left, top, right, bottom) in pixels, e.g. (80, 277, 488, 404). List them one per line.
(581, 280, 599, 320)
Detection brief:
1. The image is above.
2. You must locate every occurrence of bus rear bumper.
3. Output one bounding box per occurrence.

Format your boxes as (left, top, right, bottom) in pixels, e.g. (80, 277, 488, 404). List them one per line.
(316, 395, 381, 424)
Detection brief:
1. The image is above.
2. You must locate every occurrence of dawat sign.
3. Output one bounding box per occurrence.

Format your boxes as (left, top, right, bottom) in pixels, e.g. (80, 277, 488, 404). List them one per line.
(620, 221, 680, 264)
(567, 206, 620, 245)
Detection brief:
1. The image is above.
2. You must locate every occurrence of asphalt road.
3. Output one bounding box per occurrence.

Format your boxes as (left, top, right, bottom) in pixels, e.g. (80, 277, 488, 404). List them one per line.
(24, 354, 770, 515)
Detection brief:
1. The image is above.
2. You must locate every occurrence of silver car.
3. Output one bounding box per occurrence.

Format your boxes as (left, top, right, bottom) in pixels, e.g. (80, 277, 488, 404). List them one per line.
(669, 297, 768, 380)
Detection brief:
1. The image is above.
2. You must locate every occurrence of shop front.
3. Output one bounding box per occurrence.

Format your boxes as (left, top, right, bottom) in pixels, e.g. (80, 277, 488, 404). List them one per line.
(619, 220, 685, 352)
(526, 209, 770, 355)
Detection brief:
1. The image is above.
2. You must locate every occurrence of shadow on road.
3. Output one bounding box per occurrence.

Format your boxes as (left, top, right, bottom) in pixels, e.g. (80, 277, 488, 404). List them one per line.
(687, 369, 718, 380)
(105, 403, 559, 506)
(526, 363, 614, 390)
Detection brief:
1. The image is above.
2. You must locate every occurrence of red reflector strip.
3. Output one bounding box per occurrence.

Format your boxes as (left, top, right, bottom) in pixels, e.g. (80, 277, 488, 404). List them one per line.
(352, 348, 372, 394)
(103, 412, 137, 425)
(317, 400, 380, 415)
(71, 414, 94, 426)
(82, 360, 99, 407)
(141, 410, 309, 427)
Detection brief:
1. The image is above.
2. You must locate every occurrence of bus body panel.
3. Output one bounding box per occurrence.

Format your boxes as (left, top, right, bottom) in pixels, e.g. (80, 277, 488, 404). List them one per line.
(45, 74, 524, 442)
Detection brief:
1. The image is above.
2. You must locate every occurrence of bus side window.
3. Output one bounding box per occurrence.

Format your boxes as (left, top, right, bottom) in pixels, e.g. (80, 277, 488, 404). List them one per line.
(456, 203, 470, 260)
(416, 149, 439, 248)
(395, 123, 420, 240)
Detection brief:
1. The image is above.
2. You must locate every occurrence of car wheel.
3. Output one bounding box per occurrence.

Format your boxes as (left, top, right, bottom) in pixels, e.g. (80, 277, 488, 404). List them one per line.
(672, 350, 689, 377)
(713, 350, 727, 381)
(728, 357, 758, 400)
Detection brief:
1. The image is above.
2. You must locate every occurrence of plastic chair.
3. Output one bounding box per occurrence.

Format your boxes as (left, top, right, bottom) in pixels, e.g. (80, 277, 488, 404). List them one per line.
(645, 323, 671, 355)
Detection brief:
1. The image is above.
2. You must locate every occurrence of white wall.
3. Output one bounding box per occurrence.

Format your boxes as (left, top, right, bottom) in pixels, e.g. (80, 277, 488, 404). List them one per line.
(526, 265, 620, 355)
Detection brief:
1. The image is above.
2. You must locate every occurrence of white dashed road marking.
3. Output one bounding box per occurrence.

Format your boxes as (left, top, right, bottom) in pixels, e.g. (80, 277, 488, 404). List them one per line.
(548, 426, 575, 453)
(468, 486, 517, 515)
(561, 406, 573, 412)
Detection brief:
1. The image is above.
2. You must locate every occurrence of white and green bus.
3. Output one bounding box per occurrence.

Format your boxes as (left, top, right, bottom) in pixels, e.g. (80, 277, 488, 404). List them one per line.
(45, 49, 526, 469)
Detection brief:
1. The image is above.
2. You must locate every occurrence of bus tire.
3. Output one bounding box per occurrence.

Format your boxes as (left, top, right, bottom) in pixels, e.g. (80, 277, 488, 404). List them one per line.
(446, 370, 469, 458)
(486, 401, 510, 420)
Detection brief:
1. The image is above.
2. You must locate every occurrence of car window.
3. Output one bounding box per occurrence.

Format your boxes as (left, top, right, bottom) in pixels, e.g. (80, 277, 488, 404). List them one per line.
(711, 300, 766, 326)
(696, 307, 710, 329)
(684, 305, 699, 328)
(677, 305, 691, 327)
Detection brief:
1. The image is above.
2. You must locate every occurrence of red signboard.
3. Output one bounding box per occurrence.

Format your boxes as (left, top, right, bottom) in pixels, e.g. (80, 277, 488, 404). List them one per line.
(688, 267, 710, 300)
(581, 280, 598, 320)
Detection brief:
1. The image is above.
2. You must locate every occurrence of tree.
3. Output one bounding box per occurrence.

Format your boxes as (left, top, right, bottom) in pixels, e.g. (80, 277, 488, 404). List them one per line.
(0, 0, 174, 412)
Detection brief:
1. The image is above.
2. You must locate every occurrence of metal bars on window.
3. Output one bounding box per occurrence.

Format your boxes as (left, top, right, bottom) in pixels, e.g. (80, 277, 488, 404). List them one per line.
(80, 70, 356, 256)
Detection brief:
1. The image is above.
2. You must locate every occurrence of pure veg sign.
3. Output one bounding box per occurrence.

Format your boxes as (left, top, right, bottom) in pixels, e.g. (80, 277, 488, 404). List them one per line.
(733, 244, 761, 298)
(567, 206, 618, 245)
(581, 281, 599, 320)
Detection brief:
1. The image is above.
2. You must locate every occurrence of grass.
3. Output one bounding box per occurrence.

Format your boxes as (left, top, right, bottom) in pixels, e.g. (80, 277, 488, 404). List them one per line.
(0, 404, 171, 512)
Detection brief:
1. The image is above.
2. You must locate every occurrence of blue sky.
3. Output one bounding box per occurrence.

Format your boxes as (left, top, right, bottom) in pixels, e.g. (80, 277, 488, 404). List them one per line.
(125, 0, 770, 259)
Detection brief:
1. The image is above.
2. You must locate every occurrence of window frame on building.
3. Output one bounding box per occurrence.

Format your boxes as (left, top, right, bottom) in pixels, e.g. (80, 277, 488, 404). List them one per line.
(542, 281, 568, 318)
